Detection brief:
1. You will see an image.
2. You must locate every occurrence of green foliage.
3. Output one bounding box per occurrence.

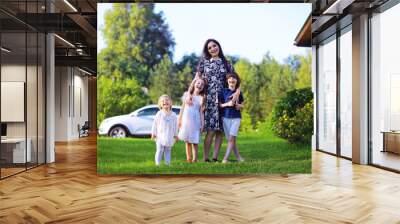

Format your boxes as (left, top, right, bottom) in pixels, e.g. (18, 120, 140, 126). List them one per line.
(148, 55, 176, 103)
(271, 88, 313, 143)
(272, 87, 313, 119)
(295, 51, 312, 89)
(261, 55, 296, 114)
(97, 75, 149, 126)
(175, 63, 194, 101)
(235, 59, 262, 127)
(97, 3, 312, 133)
(256, 113, 273, 134)
(239, 111, 254, 133)
(149, 55, 196, 105)
(100, 3, 175, 86)
(148, 55, 183, 104)
(175, 53, 200, 74)
(234, 52, 306, 130)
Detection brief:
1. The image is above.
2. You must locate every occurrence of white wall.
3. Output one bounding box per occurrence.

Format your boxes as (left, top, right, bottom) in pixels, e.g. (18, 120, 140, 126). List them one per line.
(54, 67, 89, 141)
(1, 62, 46, 164)
(1, 65, 28, 138)
(55, 66, 69, 141)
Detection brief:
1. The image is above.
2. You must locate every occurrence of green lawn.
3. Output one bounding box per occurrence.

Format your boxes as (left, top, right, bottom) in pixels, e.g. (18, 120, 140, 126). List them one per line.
(97, 130, 311, 174)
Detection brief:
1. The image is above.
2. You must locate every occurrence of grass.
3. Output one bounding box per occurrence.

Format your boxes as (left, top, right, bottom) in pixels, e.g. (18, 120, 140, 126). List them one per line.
(97, 130, 311, 174)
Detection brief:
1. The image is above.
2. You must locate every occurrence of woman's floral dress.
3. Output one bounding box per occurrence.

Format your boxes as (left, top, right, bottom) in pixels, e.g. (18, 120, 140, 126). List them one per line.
(197, 57, 234, 131)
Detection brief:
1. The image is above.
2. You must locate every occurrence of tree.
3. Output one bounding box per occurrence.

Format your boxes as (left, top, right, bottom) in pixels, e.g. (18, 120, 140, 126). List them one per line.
(97, 75, 149, 126)
(175, 63, 194, 102)
(234, 58, 263, 128)
(284, 55, 302, 72)
(295, 51, 312, 89)
(226, 55, 240, 66)
(176, 53, 200, 74)
(100, 3, 175, 87)
(259, 53, 296, 116)
(148, 55, 180, 104)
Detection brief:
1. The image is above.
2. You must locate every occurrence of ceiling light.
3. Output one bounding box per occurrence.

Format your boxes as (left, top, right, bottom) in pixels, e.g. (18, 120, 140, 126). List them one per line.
(54, 34, 75, 48)
(63, 0, 78, 12)
(322, 0, 355, 15)
(1, 47, 11, 53)
(78, 67, 92, 76)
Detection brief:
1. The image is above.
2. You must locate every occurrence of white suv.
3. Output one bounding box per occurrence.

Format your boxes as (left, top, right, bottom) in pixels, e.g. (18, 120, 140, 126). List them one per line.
(98, 105, 181, 138)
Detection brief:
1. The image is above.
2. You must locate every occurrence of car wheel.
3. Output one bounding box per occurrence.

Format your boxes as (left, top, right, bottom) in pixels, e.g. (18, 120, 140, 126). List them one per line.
(109, 126, 127, 138)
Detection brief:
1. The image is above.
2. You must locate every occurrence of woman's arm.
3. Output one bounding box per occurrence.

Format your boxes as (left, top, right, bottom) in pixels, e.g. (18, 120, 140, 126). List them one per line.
(220, 100, 234, 108)
(195, 72, 202, 80)
(235, 102, 244, 110)
(187, 59, 205, 105)
(197, 58, 205, 78)
(230, 87, 241, 103)
(185, 81, 196, 106)
(235, 92, 244, 110)
(200, 97, 205, 132)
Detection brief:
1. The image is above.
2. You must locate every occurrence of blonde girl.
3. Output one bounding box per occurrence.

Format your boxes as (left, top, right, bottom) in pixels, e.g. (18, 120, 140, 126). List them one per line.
(151, 95, 178, 165)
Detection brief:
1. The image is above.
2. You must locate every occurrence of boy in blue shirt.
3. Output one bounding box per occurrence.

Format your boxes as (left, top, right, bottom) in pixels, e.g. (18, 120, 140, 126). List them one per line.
(218, 72, 245, 163)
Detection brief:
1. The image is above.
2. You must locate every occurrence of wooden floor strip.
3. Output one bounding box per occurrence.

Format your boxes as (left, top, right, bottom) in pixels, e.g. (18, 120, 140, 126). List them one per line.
(0, 136, 399, 223)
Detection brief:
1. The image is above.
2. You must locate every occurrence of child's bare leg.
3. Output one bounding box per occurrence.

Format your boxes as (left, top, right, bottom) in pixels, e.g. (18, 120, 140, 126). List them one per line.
(204, 131, 215, 161)
(233, 143, 240, 159)
(233, 143, 244, 161)
(192, 144, 199, 162)
(212, 131, 223, 160)
(185, 142, 192, 162)
(223, 136, 235, 161)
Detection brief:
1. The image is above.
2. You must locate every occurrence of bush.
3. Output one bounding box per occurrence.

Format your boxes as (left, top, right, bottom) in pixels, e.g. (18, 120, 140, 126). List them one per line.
(271, 88, 313, 143)
(239, 111, 254, 133)
(97, 75, 149, 127)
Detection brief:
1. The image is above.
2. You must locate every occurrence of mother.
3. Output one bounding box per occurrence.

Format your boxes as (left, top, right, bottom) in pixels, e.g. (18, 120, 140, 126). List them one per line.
(191, 39, 240, 162)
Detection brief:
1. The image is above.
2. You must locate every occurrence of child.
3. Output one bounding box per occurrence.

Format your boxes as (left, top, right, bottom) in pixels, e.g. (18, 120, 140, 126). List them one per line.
(178, 78, 206, 163)
(151, 94, 178, 166)
(218, 72, 245, 163)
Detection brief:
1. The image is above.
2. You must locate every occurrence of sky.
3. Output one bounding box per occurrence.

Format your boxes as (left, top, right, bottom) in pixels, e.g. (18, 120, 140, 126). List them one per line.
(97, 3, 311, 64)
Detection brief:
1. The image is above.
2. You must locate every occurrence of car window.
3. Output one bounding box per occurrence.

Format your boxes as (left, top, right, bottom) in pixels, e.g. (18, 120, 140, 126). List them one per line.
(137, 108, 159, 117)
(172, 108, 180, 115)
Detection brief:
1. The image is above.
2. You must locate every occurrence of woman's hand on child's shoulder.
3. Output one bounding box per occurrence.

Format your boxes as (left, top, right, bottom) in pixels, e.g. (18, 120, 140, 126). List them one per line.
(235, 103, 244, 110)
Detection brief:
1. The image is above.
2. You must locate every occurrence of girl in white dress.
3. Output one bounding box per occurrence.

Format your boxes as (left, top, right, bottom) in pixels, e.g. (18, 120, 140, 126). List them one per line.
(178, 78, 206, 163)
(151, 95, 178, 166)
